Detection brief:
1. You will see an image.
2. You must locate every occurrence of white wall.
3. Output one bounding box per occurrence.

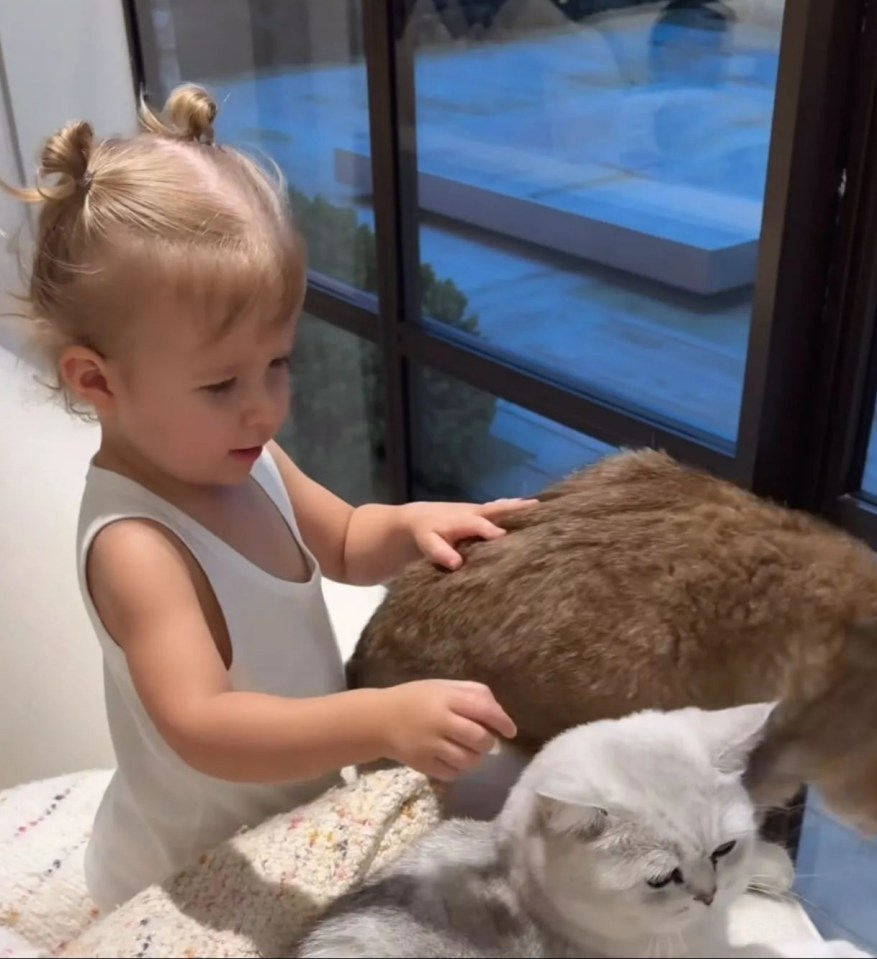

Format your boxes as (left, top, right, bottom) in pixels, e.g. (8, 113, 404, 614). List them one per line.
(0, 0, 135, 787)
(0, 0, 137, 356)
(0, 1, 137, 169)
(0, 40, 25, 338)
(0, 347, 110, 788)
(0, 1, 138, 787)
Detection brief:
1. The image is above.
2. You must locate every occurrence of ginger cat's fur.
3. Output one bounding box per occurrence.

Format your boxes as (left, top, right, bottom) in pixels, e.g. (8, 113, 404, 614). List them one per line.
(348, 449, 877, 832)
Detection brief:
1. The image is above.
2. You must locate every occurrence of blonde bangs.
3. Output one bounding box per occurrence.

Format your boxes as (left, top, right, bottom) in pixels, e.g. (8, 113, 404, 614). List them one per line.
(162, 236, 304, 338)
(95, 227, 306, 347)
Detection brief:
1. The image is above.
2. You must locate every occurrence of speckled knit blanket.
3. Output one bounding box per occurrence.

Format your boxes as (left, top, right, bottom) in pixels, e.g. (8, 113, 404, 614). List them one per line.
(0, 767, 441, 958)
(0, 770, 108, 957)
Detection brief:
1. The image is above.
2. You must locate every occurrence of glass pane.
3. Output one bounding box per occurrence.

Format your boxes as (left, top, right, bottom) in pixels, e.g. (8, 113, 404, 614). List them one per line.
(409, 366, 615, 501)
(796, 792, 877, 953)
(385, 1, 785, 444)
(134, 0, 375, 292)
(861, 411, 877, 499)
(276, 313, 388, 506)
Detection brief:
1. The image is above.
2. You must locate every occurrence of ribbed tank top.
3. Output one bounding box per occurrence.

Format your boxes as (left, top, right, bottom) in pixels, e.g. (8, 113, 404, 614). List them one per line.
(76, 449, 346, 912)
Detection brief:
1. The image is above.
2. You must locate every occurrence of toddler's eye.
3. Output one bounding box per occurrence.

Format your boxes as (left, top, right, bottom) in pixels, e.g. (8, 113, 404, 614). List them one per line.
(711, 841, 736, 861)
(270, 354, 292, 370)
(202, 378, 236, 394)
(648, 867, 683, 889)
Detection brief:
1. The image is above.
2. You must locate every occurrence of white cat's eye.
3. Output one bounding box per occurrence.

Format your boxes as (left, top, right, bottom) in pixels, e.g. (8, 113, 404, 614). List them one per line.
(647, 867, 683, 889)
(711, 841, 736, 861)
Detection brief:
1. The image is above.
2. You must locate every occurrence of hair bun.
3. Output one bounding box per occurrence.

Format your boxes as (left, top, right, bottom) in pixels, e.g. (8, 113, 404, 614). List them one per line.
(141, 84, 218, 145)
(39, 121, 94, 190)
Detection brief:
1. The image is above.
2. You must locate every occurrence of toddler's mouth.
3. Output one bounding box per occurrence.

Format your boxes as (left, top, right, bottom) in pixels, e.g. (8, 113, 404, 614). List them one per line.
(230, 445, 263, 462)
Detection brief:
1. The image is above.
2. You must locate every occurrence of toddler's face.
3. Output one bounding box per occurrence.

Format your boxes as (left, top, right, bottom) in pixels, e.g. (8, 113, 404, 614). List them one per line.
(103, 305, 296, 486)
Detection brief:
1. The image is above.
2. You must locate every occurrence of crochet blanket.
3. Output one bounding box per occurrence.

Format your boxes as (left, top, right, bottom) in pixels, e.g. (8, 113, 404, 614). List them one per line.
(0, 770, 108, 957)
(0, 767, 441, 958)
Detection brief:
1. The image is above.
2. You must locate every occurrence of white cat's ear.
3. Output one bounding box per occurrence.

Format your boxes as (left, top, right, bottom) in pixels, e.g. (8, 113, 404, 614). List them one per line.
(700, 702, 778, 775)
(534, 790, 607, 840)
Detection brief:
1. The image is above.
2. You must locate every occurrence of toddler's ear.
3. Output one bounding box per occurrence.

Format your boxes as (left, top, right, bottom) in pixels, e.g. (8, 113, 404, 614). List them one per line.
(59, 345, 115, 414)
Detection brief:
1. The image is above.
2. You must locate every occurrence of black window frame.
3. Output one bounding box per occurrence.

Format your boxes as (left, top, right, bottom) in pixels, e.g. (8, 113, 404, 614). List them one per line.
(125, 0, 874, 507)
(125, 0, 877, 855)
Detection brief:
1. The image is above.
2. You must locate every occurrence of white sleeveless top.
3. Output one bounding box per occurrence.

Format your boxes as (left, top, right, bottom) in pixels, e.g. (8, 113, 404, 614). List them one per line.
(76, 450, 347, 913)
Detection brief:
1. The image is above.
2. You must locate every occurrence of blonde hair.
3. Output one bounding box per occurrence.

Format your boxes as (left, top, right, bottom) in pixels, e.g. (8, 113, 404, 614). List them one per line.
(4, 84, 305, 416)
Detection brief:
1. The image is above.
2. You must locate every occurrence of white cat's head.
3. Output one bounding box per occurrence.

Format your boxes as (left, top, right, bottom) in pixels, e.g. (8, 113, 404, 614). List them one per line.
(497, 703, 774, 948)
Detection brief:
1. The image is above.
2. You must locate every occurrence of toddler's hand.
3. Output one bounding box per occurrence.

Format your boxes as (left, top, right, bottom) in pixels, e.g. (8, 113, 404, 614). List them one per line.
(379, 679, 517, 781)
(404, 498, 539, 571)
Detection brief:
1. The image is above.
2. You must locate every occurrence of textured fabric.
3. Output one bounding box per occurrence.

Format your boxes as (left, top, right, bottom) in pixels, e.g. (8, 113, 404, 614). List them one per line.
(0, 926, 45, 959)
(58, 767, 441, 958)
(0, 767, 822, 958)
(75, 449, 347, 910)
(0, 770, 107, 956)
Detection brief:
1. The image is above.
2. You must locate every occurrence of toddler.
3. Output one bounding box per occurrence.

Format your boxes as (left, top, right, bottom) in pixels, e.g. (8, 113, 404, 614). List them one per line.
(5, 85, 529, 912)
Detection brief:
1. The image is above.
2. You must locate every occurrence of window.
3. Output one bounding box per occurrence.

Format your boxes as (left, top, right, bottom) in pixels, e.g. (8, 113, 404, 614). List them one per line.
(860, 410, 877, 501)
(276, 313, 388, 506)
(130, 0, 876, 949)
(409, 369, 615, 501)
(130, 0, 848, 500)
(797, 794, 877, 950)
(397, 0, 785, 445)
(134, 0, 375, 297)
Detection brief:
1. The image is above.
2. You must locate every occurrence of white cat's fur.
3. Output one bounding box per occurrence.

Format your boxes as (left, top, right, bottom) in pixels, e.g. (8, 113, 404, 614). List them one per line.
(497, 704, 796, 956)
(297, 705, 870, 958)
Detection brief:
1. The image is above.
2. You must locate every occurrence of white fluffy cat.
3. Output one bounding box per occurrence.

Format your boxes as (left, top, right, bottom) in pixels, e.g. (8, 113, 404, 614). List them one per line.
(296, 704, 871, 958)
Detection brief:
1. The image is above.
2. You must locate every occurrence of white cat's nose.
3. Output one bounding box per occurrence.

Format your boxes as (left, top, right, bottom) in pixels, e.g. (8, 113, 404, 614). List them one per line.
(688, 861, 717, 906)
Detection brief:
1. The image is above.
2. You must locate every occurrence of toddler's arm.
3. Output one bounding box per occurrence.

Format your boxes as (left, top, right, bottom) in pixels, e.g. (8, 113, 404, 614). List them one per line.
(86, 518, 515, 783)
(266, 441, 536, 584)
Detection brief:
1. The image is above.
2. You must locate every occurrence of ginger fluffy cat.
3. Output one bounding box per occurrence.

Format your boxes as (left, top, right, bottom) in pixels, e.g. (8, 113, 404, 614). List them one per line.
(348, 449, 877, 833)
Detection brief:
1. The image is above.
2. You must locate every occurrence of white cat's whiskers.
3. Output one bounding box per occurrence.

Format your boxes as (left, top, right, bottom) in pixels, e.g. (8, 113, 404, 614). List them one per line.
(644, 932, 685, 959)
(674, 929, 691, 958)
(748, 871, 794, 898)
(785, 887, 830, 919)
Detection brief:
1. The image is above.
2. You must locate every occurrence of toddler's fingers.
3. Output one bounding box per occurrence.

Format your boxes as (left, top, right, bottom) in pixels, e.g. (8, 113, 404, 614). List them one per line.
(454, 688, 517, 740)
(446, 680, 495, 694)
(426, 756, 463, 783)
(447, 715, 497, 755)
(421, 531, 463, 570)
(478, 498, 539, 519)
(469, 516, 507, 541)
(437, 740, 483, 773)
